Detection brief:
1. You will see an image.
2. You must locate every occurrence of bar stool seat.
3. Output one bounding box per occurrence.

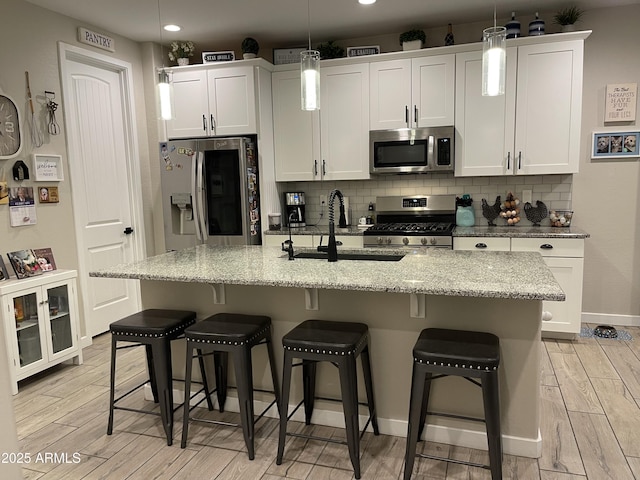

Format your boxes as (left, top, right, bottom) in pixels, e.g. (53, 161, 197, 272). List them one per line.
(181, 313, 280, 460)
(276, 320, 379, 479)
(108, 309, 203, 446)
(404, 328, 502, 480)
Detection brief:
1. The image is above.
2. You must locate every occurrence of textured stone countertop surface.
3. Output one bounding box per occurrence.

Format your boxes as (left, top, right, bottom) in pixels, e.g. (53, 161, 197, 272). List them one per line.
(91, 245, 564, 301)
(266, 225, 589, 238)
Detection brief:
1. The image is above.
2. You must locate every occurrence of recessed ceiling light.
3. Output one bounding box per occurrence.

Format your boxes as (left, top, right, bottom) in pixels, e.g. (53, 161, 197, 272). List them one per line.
(359, 0, 376, 4)
(163, 24, 181, 32)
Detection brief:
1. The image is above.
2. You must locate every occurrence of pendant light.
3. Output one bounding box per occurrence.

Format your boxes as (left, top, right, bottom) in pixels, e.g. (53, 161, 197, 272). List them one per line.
(301, 0, 320, 111)
(157, 0, 173, 119)
(482, 6, 506, 97)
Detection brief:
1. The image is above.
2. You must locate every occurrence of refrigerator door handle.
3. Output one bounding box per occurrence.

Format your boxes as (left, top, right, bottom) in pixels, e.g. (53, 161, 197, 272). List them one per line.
(191, 151, 202, 242)
(196, 151, 208, 242)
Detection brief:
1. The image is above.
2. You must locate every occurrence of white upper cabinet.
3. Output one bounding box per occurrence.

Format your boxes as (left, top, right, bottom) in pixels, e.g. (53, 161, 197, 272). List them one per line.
(273, 64, 370, 182)
(166, 66, 256, 139)
(455, 39, 584, 176)
(370, 55, 455, 130)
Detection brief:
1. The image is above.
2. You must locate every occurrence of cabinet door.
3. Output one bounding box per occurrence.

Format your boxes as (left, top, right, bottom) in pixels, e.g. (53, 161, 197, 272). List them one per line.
(320, 64, 370, 181)
(515, 40, 583, 175)
(166, 69, 209, 139)
(272, 70, 316, 181)
(369, 59, 412, 130)
(208, 67, 257, 136)
(412, 55, 455, 127)
(454, 48, 517, 176)
(541, 257, 584, 335)
(6, 288, 48, 376)
(44, 281, 79, 360)
(453, 236, 511, 251)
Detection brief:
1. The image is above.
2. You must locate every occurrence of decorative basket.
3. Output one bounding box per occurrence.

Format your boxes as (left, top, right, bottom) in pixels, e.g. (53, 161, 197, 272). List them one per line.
(549, 210, 573, 227)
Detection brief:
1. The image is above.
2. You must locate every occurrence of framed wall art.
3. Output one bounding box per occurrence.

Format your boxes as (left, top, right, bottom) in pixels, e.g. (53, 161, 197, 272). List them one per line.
(592, 131, 639, 159)
(34, 154, 64, 181)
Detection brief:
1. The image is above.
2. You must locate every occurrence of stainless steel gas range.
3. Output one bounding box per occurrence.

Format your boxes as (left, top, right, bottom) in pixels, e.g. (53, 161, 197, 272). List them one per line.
(362, 195, 456, 248)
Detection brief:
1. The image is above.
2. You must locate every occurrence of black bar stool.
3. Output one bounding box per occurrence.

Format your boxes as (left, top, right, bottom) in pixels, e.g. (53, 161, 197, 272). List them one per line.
(107, 309, 209, 446)
(181, 313, 280, 460)
(276, 320, 379, 479)
(403, 328, 502, 480)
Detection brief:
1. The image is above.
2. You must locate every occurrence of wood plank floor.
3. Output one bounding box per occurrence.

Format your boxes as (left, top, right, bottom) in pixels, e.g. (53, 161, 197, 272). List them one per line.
(15, 324, 640, 479)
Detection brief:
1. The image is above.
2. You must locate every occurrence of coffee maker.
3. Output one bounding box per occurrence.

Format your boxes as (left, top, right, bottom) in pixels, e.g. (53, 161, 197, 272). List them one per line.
(284, 192, 306, 227)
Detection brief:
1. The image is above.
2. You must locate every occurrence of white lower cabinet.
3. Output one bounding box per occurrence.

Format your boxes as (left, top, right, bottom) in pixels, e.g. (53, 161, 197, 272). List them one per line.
(454, 237, 584, 337)
(0, 270, 83, 394)
(264, 234, 363, 249)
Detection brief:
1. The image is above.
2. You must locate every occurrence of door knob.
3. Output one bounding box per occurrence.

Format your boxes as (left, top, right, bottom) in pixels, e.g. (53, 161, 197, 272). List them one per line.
(124, 227, 134, 235)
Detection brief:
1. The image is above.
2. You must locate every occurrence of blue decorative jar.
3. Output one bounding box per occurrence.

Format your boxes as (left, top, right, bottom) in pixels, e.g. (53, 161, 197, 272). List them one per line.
(505, 12, 521, 39)
(529, 12, 545, 36)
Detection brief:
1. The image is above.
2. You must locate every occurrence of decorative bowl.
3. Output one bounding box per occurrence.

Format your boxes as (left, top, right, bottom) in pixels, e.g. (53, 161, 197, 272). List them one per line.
(549, 210, 573, 227)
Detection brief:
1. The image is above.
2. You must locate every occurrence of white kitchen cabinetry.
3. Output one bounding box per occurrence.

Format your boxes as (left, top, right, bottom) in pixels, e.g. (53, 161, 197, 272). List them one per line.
(273, 64, 370, 182)
(370, 55, 455, 130)
(166, 66, 256, 139)
(0, 270, 83, 394)
(511, 238, 584, 337)
(264, 234, 363, 249)
(455, 39, 584, 176)
(454, 236, 584, 337)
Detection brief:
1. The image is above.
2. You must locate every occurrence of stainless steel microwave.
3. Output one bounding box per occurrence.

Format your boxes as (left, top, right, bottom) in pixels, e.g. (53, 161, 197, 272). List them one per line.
(369, 126, 455, 174)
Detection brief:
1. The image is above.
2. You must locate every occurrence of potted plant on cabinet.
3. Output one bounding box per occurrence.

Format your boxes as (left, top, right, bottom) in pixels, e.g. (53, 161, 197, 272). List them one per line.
(168, 40, 195, 66)
(553, 6, 584, 32)
(317, 41, 345, 60)
(241, 37, 260, 59)
(399, 29, 426, 51)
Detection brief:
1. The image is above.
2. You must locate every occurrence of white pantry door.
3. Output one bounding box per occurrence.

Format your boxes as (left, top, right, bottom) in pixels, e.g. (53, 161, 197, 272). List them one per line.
(60, 44, 144, 337)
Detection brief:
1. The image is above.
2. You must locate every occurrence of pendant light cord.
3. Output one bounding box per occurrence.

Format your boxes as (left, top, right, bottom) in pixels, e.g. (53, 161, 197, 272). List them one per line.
(493, 1, 497, 29)
(158, 0, 165, 68)
(307, 0, 312, 50)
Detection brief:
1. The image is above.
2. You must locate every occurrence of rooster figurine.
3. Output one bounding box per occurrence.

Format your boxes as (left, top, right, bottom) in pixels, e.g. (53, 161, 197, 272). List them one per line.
(523, 200, 548, 226)
(481, 196, 502, 226)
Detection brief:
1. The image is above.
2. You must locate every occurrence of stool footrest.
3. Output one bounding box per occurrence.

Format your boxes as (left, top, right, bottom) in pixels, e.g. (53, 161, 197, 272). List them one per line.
(287, 431, 348, 446)
(113, 405, 162, 417)
(426, 410, 486, 424)
(113, 380, 148, 405)
(416, 452, 490, 470)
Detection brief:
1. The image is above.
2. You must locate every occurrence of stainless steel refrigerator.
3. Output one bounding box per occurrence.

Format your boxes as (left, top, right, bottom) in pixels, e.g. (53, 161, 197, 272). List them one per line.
(160, 137, 261, 251)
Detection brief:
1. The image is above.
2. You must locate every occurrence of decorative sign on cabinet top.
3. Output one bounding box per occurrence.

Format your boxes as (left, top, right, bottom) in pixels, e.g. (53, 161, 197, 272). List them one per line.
(202, 51, 235, 63)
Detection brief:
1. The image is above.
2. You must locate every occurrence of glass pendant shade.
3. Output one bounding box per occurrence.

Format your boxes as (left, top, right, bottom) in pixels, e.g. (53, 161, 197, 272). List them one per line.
(300, 50, 320, 111)
(158, 69, 173, 120)
(482, 26, 506, 97)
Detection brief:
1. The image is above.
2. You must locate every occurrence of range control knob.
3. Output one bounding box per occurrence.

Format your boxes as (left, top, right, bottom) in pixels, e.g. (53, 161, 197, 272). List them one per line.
(377, 237, 384, 245)
(402, 237, 409, 245)
(430, 237, 437, 245)
(386, 237, 392, 245)
(421, 237, 428, 245)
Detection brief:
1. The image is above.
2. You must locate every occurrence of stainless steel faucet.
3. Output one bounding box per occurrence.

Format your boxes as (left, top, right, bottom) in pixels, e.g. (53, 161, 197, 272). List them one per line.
(327, 189, 347, 262)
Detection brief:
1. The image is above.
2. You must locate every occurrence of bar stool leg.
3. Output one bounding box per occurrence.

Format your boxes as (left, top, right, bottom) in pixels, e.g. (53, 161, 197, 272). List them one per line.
(151, 337, 174, 446)
(338, 355, 361, 479)
(266, 330, 281, 409)
(234, 347, 256, 460)
(145, 344, 159, 403)
(214, 351, 228, 412)
(276, 349, 294, 465)
(107, 336, 118, 435)
(417, 372, 433, 441)
(195, 348, 214, 411)
(181, 341, 195, 448)
(302, 360, 317, 425)
(481, 371, 503, 480)
(360, 343, 379, 435)
(404, 363, 428, 480)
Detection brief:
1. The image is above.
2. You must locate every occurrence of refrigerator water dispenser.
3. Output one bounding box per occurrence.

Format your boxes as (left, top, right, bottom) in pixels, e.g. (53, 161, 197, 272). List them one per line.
(170, 193, 195, 235)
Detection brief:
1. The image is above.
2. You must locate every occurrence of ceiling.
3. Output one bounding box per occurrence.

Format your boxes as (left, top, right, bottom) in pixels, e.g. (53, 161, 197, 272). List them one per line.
(23, 0, 637, 50)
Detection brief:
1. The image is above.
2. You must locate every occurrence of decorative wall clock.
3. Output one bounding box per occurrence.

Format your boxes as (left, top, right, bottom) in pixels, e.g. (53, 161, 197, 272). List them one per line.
(0, 93, 23, 160)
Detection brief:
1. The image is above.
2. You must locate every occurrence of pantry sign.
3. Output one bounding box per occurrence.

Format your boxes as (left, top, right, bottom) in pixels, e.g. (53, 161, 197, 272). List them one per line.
(605, 83, 637, 122)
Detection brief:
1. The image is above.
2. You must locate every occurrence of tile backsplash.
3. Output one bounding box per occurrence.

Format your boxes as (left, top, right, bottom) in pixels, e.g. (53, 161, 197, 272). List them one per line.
(277, 173, 572, 227)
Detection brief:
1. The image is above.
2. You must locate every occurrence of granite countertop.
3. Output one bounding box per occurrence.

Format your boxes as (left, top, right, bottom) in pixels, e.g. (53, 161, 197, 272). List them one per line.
(453, 225, 590, 238)
(90, 245, 564, 301)
(266, 225, 589, 239)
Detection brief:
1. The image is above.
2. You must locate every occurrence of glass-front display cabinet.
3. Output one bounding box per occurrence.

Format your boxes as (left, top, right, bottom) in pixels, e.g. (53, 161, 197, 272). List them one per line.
(0, 270, 83, 394)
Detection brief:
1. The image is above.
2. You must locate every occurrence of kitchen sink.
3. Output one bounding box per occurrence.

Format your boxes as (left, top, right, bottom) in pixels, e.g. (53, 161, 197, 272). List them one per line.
(293, 252, 405, 261)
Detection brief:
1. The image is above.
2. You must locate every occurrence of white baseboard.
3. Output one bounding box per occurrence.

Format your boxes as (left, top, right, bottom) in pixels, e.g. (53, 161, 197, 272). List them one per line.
(146, 385, 541, 458)
(81, 335, 93, 349)
(582, 312, 640, 327)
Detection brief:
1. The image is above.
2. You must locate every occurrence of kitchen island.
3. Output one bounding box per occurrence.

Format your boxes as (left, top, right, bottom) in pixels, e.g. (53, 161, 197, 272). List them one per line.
(91, 245, 564, 458)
